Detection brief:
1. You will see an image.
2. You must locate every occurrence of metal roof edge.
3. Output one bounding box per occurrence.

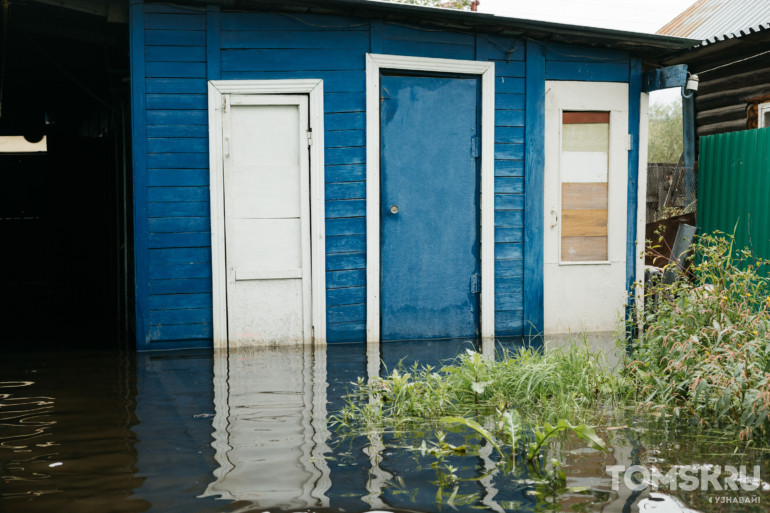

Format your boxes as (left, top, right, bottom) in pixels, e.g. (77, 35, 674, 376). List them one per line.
(198, 0, 699, 54)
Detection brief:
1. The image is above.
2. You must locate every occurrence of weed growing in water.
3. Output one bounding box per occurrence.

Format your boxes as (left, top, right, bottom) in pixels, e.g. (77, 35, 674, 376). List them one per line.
(629, 232, 770, 442)
(330, 342, 621, 507)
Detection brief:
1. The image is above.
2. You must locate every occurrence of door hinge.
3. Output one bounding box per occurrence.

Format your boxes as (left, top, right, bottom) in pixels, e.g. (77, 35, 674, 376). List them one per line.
(307, 129, 313, 147)
(470, 273, 480, 294)
(223, 96, 230, 114)
(471, 136, 480, 158)
(626, 133, 632, 151)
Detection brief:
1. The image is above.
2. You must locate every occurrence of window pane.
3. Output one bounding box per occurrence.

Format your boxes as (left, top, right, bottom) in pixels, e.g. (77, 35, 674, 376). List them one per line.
(561, 111, 609, 262)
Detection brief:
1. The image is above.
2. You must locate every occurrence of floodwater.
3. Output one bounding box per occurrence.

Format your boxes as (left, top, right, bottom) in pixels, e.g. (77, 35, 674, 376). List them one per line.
(1, 339, 769, 513)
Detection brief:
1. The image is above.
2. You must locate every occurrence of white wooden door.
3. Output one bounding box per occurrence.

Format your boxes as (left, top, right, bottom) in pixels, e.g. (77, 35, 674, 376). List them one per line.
(543, 81, 629, 334)
(222, 95, 311, 346)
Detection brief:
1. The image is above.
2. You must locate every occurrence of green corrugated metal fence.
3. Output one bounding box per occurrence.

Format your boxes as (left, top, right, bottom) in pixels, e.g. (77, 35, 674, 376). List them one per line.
(698, 127, 770, 259)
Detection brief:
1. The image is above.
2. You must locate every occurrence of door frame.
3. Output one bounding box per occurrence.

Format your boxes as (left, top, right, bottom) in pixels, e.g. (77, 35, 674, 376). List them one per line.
(542, 80, 629, 334)
(365, 54, 495, 343)
(208, 79, 326, 348)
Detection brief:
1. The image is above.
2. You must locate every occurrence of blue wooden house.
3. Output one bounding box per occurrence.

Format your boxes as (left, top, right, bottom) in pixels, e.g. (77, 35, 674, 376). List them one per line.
(129, 0, 695, 350)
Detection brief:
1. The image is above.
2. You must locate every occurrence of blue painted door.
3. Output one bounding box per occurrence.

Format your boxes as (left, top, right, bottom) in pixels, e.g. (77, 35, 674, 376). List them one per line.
(380, 73, 480, 341)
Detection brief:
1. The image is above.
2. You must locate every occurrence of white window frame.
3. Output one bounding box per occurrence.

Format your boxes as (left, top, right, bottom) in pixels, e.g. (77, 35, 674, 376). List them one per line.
(208, 79, 326, 348)
(365, 53, 495, 343)
(759, 102, 770, 128)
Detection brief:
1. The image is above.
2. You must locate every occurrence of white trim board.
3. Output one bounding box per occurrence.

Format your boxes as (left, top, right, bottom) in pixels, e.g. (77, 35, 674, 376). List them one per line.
(365, 53, 495, 343)
(208, 79, 326, 348)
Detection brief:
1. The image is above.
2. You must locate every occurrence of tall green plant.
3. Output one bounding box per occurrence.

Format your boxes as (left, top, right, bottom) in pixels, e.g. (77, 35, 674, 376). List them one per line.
(629, 232, 770, 441)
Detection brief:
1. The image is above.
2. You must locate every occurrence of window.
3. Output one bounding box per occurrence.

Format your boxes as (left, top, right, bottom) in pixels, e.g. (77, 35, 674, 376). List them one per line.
(560, 111, 609, 262)
(759, 102, 770, 129)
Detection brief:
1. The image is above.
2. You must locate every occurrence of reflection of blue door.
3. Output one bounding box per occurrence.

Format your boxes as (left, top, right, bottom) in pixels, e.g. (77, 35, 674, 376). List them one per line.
(380, 73, 481, 341)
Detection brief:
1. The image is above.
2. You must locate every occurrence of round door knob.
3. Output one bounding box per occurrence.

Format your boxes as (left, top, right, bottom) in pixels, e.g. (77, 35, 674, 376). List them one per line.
(390, 205, 399, 214)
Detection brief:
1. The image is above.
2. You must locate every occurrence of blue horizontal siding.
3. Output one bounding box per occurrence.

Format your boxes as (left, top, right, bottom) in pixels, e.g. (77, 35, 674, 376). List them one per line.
(326, 182, 365, 200)
(326, 234, 366, 254)
(495, 177, 524, 194)
(145, 14, 206, 31)
(494, 194, 524, 210)
(496, 77, 525, 94)
(221, 29, 370, 49)
(149, 233, 211, 249)
(495, 228, 523, 243)
(382, 40, 474, 60)
(146, 45, 206, 62)
(496, 61, 526, 77)
(495, 144, 524, 160)
(147, 136, 207, 152)
(327, 304, 365, 323)
(147, 153, 208, 169)
(496, 243, 523, 260)
(326, 164, 365, 183)
(149, 247, 210, 264)
(545, 42, 629, 82)
(221, 48, 364, 72)
(495, 126, 524, 144)
(145, 29, 206, 46)
(326, 200, 365, 218)
(546, 61, 628, 82)
(148, 169, 208, 187)
(220, 70, 365, 93)
(149, 293, 212, 310)
(482, 35, 525, 61)
(495, 109, 525, 127)
(325, 146, 365, 164)
(147, 125, 209, 138)
(146, 94, 207, 110)
(149, 263, 211, 280)
(146, 78, 208, 94)
(149, 217, 209, 233)
(325, 112, 365, 130)
(495, 259, 524, 278)
(146, 109, 207, 125)
(136, 8, 637, 347)
(327, 286, 366, 306)
(149, 278, 212, 294)
(327, 269, 365, 288)
(326, 129, 365, 148)
(220, 12, 369, 32)
(495, 210, 524, 227)
(326, 321, 366, 343)
(545, 42, 627, 62)
(148, 186, 208, 202)
(495, 311, 524, 336)
(146, 61, 206, 78)
(326, 217, 365, 236)
(490, 37, 527, 338)
(149, 323, 212, 341)
(326, 252, 366, 271)
(150, 308, 212, 325)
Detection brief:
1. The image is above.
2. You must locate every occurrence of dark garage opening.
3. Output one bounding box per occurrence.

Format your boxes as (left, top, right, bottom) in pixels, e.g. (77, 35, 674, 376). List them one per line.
(0, 1, 132, 348)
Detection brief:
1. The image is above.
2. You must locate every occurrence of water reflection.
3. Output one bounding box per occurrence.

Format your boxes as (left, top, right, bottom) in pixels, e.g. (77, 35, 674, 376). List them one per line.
(0, 350, 147, 512)
(202, 346, 331, 508)
(1, 343, 766, 512)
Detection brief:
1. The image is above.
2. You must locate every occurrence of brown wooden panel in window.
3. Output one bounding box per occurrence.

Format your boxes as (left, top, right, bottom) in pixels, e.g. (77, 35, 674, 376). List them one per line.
(561, 183, 608, 210)
(562, 111, 610, 124)
(562, 209, 607, 237)
(561, 236, 608, 262)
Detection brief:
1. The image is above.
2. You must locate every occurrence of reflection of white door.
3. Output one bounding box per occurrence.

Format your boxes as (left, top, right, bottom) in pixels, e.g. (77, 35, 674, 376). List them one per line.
(202, 346, 331, 507)
(222, 95, 311, 345)
(543, 81, 629, 334)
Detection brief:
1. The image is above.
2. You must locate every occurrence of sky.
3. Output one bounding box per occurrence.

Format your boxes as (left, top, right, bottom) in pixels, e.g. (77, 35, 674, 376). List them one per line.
(477, 0, 697, 105)
(477, 0, 696, 34)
